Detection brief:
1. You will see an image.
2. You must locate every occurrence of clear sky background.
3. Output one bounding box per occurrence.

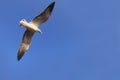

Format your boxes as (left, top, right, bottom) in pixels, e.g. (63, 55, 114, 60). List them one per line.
(0, 0, 120, 80)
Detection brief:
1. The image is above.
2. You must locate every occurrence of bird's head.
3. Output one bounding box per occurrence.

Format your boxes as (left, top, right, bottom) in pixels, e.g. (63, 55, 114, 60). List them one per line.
(19, 19, 27, 27)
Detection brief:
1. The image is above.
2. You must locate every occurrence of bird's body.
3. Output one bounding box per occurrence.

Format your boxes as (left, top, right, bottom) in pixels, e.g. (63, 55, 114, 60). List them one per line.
(17, 2, 55, 61)
(20, 20, 41, 33)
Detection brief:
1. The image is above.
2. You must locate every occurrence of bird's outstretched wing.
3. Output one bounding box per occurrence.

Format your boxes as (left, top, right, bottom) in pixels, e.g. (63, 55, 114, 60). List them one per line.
(31, 2, 55, 27)
(17, 30, 34, 61)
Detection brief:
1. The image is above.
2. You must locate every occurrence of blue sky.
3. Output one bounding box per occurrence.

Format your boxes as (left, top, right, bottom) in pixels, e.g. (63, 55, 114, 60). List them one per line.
(0, 0, 120, 80)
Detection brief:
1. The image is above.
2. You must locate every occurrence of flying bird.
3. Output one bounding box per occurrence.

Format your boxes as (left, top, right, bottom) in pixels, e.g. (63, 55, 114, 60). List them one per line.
(17, 2, 55, 61)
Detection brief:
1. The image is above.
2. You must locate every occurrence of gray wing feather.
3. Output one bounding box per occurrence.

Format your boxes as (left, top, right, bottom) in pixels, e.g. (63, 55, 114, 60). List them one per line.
(31, 2, 55, 26)
(17, 30, 34, 61)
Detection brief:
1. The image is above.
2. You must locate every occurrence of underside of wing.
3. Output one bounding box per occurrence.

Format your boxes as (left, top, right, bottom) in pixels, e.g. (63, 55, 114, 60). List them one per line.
(31, 2, 55, 26)
(17, 30, 34, 61)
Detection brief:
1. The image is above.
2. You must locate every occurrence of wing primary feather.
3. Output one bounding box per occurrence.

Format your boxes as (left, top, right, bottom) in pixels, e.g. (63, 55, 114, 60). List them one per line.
(17, 30, 34, 61)
(31, 1, 55, 26)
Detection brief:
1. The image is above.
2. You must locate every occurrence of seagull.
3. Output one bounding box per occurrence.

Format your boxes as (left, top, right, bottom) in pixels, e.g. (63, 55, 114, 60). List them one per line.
(17, 2, 55, 61)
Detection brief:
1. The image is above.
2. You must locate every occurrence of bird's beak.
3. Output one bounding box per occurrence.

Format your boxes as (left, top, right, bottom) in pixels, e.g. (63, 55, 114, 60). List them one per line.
(19, 23, 22, 27)
(19, 24, 21, 27)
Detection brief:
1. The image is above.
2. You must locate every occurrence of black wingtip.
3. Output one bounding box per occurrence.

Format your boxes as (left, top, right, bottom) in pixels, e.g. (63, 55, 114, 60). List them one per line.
(52, 1, 55, 6)
(17, 54, 22, 61)
(50, 1, 55, 6)
(17, 57, 21, 61)
(47, 1, 55, 12)
(17, 52, 24, 61)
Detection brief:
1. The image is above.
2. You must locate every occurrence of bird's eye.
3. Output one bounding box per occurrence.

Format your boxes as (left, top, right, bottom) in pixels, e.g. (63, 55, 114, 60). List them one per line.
(22, 19, 25, 21)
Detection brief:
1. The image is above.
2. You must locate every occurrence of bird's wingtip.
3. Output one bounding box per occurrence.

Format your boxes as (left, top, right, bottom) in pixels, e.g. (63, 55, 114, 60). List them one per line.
(47, 1, 55, 13)
(52, 1, 55, 6)
(49, 1, 55, 8)
(52, 1, 55, 5)
(17, 55, 22, 61)
(17, 58, 20, 61)
(17, 51, 25, 61)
